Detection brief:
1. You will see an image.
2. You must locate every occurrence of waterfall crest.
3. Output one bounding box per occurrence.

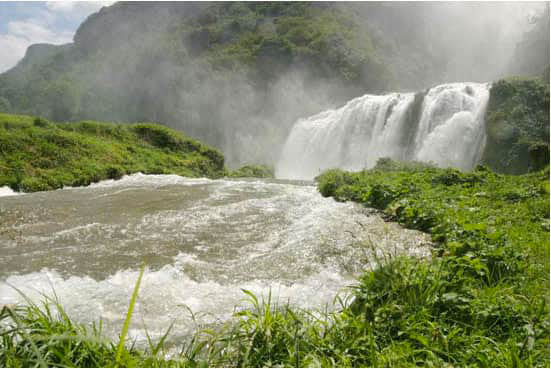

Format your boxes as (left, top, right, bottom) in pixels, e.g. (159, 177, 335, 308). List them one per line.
(276, 82, 490, 180)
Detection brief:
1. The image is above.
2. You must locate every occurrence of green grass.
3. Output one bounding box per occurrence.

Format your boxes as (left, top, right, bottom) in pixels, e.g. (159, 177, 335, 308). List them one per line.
(315, 158, 549, 366)
(0, 276, 183, 367)
(1, 158, 549, 367)
(0, 113, 226, 192)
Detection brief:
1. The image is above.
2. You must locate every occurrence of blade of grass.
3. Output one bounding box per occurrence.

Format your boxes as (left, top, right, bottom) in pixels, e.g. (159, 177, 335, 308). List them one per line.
(115, 262, 145, 365)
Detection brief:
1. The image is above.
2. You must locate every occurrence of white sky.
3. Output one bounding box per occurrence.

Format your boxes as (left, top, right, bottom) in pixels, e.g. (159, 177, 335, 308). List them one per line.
(0, 1, 114, 72)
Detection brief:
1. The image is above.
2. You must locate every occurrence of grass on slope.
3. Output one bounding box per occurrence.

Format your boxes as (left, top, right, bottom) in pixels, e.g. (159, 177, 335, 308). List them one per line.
(0, 113, 225, 192)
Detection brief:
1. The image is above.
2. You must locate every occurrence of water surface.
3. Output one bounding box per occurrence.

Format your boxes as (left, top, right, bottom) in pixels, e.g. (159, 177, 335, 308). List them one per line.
(0, 174, 431, 343)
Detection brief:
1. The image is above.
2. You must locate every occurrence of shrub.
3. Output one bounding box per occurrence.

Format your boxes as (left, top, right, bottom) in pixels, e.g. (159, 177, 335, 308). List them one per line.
(228, 164, 274, 178)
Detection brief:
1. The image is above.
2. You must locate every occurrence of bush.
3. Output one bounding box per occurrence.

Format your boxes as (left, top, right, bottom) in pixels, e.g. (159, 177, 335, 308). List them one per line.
(228, 164, 274, 178)
(33, 117, 51, 128)
(482, 77, 550, 173)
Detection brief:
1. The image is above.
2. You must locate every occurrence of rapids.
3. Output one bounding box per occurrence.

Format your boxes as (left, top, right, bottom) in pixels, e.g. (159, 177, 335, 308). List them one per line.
(0, 174, 431, 345)
(276, 82, 490, 179)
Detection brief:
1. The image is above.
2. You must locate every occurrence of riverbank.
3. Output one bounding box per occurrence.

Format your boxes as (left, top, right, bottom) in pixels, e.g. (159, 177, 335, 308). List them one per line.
(0, 113, 226, 192)
(1, 160, 548, 367)
(316, 159, 549, 366)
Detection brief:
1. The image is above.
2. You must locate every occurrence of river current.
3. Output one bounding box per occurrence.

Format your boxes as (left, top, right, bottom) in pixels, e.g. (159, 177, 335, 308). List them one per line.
(0, 174, 431, 344)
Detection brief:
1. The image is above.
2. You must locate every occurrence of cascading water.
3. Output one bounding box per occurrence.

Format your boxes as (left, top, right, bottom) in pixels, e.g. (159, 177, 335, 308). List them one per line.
(276, 82, 490, 180)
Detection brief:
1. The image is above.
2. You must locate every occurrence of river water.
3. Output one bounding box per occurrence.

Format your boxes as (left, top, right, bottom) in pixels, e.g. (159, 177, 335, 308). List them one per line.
(0, 174, 431, 344)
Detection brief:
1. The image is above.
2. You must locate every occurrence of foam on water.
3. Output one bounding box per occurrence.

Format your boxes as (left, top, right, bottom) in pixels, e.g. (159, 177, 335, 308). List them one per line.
(0, 174, 432, 345)
(0, 186, 20, 197)
(0, 264, 349, 344)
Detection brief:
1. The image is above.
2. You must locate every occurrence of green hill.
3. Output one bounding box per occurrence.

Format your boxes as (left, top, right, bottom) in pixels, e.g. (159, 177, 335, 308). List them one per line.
(0, 113, 225, 192)
(483, 77, 550, 174)
(0, 2, 394, 166)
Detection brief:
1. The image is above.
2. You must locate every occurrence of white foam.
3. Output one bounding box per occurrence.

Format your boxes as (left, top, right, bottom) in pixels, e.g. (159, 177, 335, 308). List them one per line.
(0, 265, 352, 344)
(0, 174, 432, 347)
(0, 186, 20, 197)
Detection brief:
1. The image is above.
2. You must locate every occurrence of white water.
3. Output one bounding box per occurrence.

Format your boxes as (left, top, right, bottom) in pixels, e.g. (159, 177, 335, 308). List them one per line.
(276, 82, 490, 179)
(0, 186, 20, 197)
(0, 174, 431, 346)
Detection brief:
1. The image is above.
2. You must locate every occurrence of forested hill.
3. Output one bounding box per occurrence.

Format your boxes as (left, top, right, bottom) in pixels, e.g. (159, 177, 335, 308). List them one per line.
(0, 2, 395, 165)
(0, 2, 548, 166)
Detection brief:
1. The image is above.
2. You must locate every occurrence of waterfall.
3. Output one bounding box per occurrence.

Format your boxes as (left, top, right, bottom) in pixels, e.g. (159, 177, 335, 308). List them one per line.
(276, 82, 490, 180)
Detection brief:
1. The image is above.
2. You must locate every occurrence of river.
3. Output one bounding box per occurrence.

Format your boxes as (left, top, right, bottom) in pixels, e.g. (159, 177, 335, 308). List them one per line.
(0, 173, 431, 345)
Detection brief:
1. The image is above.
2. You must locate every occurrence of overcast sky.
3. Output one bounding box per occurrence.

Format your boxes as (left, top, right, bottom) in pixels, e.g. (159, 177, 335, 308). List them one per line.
(0, 1, 114, 73)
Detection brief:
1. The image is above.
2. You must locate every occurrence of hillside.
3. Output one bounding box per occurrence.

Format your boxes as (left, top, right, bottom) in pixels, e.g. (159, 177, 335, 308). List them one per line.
(0, 2, 548, 168)
(0, 113, 225, 192)
(0, 2, 394, 166)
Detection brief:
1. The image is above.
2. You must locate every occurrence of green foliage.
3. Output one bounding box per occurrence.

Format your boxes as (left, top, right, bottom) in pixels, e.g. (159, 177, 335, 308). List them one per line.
(116, 264, 145, 365)
(228, 164, 274, 178)
(0, 113, 226, 192)
(0, 288, 184, 367)
(483, 77, 550, 174)
(372, 156, 435, 172)
(195, 3, 391, 89)
(315, 160, 549, 366)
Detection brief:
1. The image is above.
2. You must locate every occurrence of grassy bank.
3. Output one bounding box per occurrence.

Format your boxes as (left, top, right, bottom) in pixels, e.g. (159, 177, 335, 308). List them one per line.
(316, 159, 549, 366)
(1, 159, 548, 367)
(0, 113, 225, 192)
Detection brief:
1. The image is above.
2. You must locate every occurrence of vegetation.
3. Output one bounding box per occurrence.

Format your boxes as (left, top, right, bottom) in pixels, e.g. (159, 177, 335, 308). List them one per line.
(228, 164, 274, 178)
(0, 290, 180, 367)
(315, 159, 549, 366)
(2, 159, 548, 367)
(483, 77, 550, 174)
(184, 3, 391, 90)
(0, 2, 392, 168)
(0, 113, 225, 192)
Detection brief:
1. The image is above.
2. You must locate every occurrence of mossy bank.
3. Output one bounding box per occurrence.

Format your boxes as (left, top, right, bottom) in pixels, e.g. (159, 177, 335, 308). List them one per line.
(228, 164, 274, 178)
(0, 113, 225, 192)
